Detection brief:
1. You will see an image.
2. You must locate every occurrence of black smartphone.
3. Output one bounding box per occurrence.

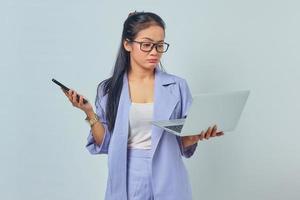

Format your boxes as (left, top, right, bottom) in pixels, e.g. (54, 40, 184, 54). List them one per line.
(52, 78, 88, 104)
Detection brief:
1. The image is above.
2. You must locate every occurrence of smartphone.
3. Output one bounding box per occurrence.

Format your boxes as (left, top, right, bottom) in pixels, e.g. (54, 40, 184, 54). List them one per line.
(52, 78, 88, 104)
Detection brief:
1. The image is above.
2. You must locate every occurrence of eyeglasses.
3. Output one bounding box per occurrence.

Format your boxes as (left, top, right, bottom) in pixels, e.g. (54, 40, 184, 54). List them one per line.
(130, 40, 170, 53)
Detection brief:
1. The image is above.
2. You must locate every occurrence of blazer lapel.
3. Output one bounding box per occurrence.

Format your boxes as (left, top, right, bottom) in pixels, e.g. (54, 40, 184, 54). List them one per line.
(109, 73, 131, 198)
(151, 68, 179, 156)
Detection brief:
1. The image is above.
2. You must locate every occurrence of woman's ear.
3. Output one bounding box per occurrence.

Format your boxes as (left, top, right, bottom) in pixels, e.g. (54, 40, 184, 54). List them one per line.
(123, 39, 132, 52)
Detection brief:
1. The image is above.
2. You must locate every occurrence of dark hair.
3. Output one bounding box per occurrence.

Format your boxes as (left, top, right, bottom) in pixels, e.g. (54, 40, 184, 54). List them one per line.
(97, 11, 166, 133)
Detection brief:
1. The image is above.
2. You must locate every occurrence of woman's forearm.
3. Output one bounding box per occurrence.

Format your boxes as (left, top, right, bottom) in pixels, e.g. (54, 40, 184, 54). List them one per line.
(86, 110, 106, 145)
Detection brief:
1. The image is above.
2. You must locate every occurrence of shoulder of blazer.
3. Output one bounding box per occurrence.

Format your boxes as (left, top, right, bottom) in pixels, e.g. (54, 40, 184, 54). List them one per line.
(158, 70, 187, 87)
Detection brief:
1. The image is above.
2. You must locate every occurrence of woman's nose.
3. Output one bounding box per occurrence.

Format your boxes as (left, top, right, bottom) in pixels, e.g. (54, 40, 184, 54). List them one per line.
(149, 45, 159, 55)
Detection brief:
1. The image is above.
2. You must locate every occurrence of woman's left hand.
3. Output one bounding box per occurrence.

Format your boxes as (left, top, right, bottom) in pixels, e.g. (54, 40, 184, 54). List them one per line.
(181, 125, 224, 148)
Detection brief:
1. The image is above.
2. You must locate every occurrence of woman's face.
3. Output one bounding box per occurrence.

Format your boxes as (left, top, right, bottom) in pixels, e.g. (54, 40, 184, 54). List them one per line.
(124, 25, 165, 71)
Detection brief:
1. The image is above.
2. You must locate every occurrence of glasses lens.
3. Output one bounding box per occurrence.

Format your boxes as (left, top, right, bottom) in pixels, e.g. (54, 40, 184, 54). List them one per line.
(157, 43, 169, 53)
(156, 43, 165, 52)
(141, 42, 153, 51)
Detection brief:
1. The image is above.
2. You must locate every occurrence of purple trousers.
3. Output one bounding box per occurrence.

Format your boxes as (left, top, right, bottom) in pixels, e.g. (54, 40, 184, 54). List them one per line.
(126, 148, 154, 200)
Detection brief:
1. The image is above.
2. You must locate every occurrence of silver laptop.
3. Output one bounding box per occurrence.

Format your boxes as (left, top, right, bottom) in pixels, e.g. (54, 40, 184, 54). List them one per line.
(151, 90, 250, 136)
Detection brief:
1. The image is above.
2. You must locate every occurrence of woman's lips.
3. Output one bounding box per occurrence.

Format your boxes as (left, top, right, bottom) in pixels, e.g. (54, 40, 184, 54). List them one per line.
(147, 59, 158, 63)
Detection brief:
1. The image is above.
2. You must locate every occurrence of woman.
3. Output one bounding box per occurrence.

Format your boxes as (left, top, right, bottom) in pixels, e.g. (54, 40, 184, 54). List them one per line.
(63, 11, 224, 200)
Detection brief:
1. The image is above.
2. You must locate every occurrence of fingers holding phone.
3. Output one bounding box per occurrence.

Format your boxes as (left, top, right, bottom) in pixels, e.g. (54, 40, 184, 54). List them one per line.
(52, 79, 93, 113)
(63, 89, 92, 113)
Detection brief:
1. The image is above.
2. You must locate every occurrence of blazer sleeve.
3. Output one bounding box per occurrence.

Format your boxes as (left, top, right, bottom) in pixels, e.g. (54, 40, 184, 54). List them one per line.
(176, 79, 198, 158)
(85, 83, 111, 155)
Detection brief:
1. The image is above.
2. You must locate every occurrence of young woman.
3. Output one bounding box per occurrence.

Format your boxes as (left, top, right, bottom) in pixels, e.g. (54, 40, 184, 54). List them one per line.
(63, 11, 224, 200)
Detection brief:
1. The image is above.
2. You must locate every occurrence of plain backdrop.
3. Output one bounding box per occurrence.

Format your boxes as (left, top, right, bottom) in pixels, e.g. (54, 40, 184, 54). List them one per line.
(1, 0, 299, 199)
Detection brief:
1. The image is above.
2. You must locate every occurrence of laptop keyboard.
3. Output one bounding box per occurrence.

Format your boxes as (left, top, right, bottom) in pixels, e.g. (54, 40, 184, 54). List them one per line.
(165, 125, 184, 133)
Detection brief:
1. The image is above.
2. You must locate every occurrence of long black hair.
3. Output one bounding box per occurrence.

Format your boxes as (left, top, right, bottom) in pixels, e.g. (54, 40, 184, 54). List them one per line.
(97, 11, 166, 133)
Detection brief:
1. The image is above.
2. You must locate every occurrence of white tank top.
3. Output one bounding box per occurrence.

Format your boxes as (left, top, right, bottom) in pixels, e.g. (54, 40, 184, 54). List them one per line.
(127, 102, 153, 149)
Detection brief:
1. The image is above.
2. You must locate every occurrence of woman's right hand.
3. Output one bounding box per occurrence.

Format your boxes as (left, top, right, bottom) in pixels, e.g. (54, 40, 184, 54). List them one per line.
(62, 88, 93, 114)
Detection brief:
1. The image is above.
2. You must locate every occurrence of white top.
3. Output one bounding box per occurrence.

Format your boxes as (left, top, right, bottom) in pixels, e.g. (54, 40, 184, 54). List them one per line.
(127, 102, 153, 149)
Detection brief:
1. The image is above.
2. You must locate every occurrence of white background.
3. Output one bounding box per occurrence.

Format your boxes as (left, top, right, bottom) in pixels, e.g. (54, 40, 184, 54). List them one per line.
(1, 0, 299, 199)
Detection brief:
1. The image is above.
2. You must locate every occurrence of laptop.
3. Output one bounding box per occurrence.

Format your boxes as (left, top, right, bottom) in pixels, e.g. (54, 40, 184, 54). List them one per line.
(151, 90, 250, 136)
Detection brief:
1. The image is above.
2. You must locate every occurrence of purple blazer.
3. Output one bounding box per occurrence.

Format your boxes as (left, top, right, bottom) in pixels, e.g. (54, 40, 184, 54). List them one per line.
(86, 67, 198, 200)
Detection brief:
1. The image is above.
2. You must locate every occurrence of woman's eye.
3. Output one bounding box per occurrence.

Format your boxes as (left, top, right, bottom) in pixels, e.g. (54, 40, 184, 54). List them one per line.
(157, 44, 164, 49)
(142, 43, 152, 48)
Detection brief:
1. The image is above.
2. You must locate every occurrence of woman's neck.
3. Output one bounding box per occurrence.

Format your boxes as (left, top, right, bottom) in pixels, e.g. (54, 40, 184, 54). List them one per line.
(127, 66, 155, 82)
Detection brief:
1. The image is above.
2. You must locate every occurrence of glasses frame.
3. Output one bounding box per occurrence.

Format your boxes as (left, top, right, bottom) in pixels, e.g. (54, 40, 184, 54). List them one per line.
(130, 40, 170, 53)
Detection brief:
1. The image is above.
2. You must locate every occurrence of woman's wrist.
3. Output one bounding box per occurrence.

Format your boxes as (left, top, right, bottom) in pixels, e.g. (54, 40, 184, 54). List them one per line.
(181, 136, 198, 148)
(85, 110, 95, 118)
